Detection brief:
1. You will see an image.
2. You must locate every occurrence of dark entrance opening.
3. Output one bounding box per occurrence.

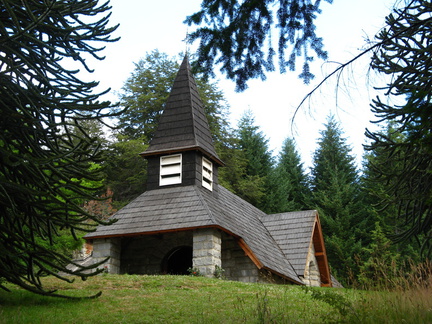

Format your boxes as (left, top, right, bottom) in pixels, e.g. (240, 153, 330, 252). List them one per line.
(162, 246, 192, 275)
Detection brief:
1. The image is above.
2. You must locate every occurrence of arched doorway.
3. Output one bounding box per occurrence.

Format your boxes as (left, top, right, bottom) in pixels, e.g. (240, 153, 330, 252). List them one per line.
(162, 246, 192, 275)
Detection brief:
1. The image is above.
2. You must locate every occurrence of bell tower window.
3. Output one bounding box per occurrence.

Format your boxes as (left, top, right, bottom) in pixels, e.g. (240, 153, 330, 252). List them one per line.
(202, 157, 213, 191)
(160, 154, 182, 186)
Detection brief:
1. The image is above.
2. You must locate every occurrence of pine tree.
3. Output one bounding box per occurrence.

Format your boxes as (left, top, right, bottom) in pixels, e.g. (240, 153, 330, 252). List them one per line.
(103, 137, 148, 205)
(232, 111, 274, 211)
(358, 222, 400, 289)
(363, 122, 422, 263)
(185, 0, 331, 89)
(310, 115, 372, 285)
(269, 138, 310, 212)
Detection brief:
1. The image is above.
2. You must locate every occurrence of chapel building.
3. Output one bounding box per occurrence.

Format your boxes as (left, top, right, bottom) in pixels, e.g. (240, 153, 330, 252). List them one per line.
(84, 56, 332, 287)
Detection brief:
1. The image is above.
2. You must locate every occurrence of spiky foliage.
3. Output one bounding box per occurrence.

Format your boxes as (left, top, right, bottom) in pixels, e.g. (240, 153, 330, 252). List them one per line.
(233, 111, 274, 212)
(365, 0, 432, 256)
(269, 138, 310, 212)
(185, 0, 331, 91)
(310, 116, 372, 285)
(0, 0, 118, 297)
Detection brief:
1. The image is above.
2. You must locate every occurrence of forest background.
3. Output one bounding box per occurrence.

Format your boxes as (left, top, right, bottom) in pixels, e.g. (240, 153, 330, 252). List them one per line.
(1, 0, 430, 295)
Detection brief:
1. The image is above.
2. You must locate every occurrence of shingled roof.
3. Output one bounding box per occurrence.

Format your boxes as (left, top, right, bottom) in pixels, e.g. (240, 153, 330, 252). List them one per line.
(85, 184, 301, 284)
(140, 56, 223, 165)
(262, 211, 317, 274)
(263, 211, 331, 286)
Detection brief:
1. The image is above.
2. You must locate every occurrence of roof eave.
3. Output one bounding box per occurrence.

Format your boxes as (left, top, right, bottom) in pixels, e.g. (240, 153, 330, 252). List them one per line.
(140, 145, 225, 166)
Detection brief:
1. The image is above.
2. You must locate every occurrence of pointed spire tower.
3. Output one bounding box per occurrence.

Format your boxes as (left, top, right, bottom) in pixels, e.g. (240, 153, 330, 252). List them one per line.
(141, 56, 223, 191)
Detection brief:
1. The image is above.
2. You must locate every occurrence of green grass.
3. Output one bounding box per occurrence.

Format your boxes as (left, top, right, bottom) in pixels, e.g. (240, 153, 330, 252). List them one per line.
(0, 275, 431, 323)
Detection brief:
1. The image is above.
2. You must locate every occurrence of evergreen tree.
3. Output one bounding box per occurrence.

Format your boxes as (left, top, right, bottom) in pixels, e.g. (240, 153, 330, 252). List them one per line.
(310, 115, 372, 285)
(269, 138, 310, 212)
(363, 122, 422, 263)
(0, 0, 118, 297)
(365, 0, 432, 255)
(234, 111, 274, 212)
(104, 137, 148, 205)
(185, 0, 331, 89)
(310, 116, 357, 192)
(358, 222, 400, 289)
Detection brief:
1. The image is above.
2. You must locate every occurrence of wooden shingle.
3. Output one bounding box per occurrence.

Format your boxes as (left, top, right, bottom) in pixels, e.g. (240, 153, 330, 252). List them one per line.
(140, 56, 223, 166)
(262, 211, 317, 275)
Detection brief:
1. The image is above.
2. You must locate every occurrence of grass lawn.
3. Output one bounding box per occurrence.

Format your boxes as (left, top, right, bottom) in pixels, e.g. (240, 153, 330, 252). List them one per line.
(0, 275, 431, 323)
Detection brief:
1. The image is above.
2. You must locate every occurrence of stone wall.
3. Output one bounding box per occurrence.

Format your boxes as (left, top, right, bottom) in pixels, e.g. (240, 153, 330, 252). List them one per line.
(193, 228, 221, 277)
(89, 230, 301, 285)
(302, 244, 321, 287)
(221, 233, 259, 282)
(92, 238, 121, 274)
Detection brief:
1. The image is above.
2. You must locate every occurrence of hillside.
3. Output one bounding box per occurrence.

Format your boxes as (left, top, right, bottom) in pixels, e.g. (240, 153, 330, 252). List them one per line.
(0, 275, 431, 323)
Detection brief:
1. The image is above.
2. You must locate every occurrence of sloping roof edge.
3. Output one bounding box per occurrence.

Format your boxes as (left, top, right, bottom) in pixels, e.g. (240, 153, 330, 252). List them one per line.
(311, 213, 332, 287)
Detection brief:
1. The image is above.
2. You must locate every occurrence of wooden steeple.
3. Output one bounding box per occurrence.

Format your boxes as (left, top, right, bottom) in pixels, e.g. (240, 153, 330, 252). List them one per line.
(140, 56, 223, 191)
(140, 55, 222, 165)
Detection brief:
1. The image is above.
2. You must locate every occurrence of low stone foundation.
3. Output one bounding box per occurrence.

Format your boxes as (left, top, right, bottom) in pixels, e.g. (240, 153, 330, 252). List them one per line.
(86, 229, 308, 286)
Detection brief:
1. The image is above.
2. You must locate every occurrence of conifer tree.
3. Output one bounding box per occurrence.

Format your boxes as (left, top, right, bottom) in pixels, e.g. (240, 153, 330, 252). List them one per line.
(363, 122, 422, 263)
(310, 115, 372, 285)
(233, 111, 274, 211)
(358, 222, 399, 289)
(0, 0, 118, 297)
(366, 0, 432, 255)
(269, 138, 310, 212)
(185, 0, 332, 90)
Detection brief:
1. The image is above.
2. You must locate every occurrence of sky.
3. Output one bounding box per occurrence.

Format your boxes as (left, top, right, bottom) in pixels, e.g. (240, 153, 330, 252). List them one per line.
(86, 0, 396, 170)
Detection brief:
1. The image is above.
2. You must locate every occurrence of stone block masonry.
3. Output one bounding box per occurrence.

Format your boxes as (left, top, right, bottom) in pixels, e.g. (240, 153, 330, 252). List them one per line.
(92, 238, 121, 274)
(221, 233, 259, 282)
(193, 228, 221, 277)
(302, 244, 321, 287)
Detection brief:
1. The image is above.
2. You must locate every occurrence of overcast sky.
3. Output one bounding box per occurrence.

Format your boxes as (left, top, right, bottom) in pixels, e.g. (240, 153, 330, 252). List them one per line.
(86, 0, 396, 170)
